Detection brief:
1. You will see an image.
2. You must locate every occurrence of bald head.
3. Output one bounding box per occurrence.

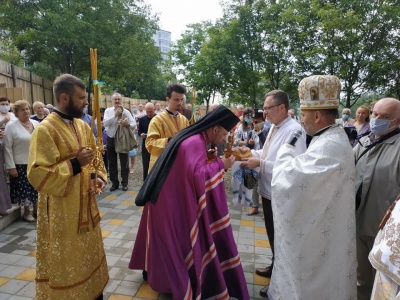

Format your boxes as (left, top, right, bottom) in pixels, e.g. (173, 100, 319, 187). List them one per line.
(145, 102, 155, 118)
(375, 98, 400, 117)
(371, 97, 400, 137)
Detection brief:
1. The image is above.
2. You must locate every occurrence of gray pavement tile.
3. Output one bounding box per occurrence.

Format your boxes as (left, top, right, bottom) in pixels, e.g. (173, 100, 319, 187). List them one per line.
(106, 247, 127, 257)
(244, 272, 254, 284)
(108, 267, 130, 280)
(0, 245, 20, 254)
(238, 244, 255, 254)
(113, 280, 141, 296)
(241, 261, 255, 273)
(238, 232, 254, 239)
(104, 279, 121, 293)
(0, 280, 28, 294)
(0, 235, 19, 244)
(9, 237, 35, 247)
(13, 256, 36, 268)
(239, 252, 255, 262)
(255, 247, 272, 255)
(0, 292, 12, 299)
(247, 284, 255, 299)
(0, 266, 26, 278)
(123, 270, 143, 283)
(16, 282, 35, 298)
(255, 233, 267, 240)
(7, 295, 33, 300)
(120, 210, 136, 216)
(231, 225, 240, 232)
(105, 255, 120, 267)
(4, 229, 31, 237)
(240, 226, 255, 233)
(0, 254, 24, 265)
(113, 226, 133, 233)
(113, 257, 130, 269)
(238, 237, 255, 246)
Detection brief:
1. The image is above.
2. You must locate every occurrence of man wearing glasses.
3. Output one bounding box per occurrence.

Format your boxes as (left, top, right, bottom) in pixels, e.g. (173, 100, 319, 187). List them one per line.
(241, 90, 306, 295)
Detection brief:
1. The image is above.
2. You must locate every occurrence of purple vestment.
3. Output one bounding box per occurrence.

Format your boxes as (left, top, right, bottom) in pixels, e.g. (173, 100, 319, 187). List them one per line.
(129, 134, 249, 300)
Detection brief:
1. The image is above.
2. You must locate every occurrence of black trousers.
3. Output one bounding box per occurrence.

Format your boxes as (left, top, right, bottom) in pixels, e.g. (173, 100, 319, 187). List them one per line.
(107, 136, 129, 187)
(141, 142, 150, 181)
(262, 197, 275, 265)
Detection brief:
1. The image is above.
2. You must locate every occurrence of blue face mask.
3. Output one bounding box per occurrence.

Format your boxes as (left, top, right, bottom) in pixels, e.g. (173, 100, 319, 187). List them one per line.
(370, 118, 396, 135)
(244, 117, 252, 123)
(132, 109, 138, 113)
(342, 114, 349, 121)
(83, 108, 88, 114)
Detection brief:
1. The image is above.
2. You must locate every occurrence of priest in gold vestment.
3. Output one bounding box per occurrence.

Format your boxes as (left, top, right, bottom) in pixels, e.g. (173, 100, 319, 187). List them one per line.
(146, 83, 189, 171)
(28, 74, 108, 300)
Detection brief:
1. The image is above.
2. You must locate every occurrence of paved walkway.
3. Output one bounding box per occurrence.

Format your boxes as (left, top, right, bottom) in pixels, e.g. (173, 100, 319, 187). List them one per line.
(0, 184, 272, 299)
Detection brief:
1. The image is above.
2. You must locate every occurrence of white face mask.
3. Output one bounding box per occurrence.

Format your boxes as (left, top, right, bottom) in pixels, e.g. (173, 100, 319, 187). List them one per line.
(0, 106, 10, 113)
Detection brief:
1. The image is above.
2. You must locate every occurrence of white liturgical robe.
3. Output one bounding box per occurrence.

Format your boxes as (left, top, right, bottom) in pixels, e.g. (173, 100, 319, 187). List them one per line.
(268, 125, 357, 300)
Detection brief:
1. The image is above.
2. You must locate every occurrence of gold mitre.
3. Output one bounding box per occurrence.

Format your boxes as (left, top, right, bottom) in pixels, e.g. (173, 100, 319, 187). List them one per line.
(298, 75, 341, 110)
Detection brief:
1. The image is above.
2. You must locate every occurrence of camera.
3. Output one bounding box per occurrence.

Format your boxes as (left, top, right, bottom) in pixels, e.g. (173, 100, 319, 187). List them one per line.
(343, 126, 358, 142)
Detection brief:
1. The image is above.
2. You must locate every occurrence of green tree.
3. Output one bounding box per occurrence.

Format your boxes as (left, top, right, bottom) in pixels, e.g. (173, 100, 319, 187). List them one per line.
(0, 0, 165, 97)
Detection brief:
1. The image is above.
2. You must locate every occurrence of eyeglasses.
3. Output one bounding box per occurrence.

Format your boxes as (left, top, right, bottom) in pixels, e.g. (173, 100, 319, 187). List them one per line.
(263, 103, 281, 111)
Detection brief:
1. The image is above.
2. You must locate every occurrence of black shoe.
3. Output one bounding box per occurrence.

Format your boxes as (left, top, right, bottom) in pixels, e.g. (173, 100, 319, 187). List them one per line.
(256, 265, 273, 278)
(142, 270, 148, 281)
(110, 185, 119, 191)
(260, 284, 270, 298)
(122, 185, 128, 191)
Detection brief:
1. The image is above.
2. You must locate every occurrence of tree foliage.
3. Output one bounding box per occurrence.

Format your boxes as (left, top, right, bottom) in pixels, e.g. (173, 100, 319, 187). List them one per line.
(0, 0, 167, 99)
(172, 0, 400, 108)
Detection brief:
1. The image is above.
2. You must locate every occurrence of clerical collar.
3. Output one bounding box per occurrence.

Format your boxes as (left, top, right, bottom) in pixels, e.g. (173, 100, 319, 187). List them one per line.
(53, 108, 75, 121)
(313, 125, 335, 137)
(165, 108, 179, 117)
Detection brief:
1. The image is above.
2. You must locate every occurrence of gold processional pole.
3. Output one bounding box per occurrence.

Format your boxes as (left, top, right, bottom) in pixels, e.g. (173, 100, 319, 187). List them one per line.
(89, 48, 104, 194)
(189, 87, 196, 124)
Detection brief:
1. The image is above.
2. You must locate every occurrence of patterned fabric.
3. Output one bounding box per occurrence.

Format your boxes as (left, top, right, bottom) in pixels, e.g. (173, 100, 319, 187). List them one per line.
(27, 113, 108, 299)
(298, 75, 341, 110)
(145, 110, 189, 171)
(370, 200, 400, 299)
(268, 126, 356, 299)
(129, 134, 249, 299)
(10, 164, 37, 206)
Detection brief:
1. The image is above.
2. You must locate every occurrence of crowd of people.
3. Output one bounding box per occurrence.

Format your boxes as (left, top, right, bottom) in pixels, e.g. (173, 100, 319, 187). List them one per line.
(0, 72, 398, 300)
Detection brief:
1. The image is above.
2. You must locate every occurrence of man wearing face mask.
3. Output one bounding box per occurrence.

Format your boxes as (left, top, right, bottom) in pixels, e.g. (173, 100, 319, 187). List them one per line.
(336, 107, 355, 127)
(354, 97, 400, 300)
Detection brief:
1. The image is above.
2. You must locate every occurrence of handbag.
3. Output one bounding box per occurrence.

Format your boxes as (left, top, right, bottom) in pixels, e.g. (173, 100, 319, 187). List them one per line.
(243, 171, 257, 189)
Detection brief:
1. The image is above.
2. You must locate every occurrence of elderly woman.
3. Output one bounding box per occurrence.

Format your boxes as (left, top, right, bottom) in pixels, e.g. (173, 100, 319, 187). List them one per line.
(0, 97, 17, 217)
(352, 105, 371, 147)
(30, 101, 46, 122)
(231, 107, 260, 207)
(4, 100, 39, 222)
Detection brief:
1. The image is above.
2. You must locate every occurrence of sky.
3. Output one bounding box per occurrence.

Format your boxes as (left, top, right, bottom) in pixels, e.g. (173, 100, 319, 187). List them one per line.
(144, 0, 224, 41)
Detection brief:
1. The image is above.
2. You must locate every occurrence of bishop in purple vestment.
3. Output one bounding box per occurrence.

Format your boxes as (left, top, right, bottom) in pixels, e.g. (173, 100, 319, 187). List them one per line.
(129, 105, 249, 300)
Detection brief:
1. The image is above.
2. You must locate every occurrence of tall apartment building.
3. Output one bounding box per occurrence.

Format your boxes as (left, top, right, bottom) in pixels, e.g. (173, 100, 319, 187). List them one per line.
(152, 29, 171, 60)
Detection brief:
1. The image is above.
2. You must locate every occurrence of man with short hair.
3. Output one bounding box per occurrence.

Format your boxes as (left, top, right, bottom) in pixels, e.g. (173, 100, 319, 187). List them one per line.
(355, 97, 400, 299)
(137, 103, 145, 118)
(178, 95, 192, 122)
(336, 107, 355, 126)
(130, 105, 249, 300)
(28, 74, 108, 300)
(103, 93, 136, 191)
(241, 90, 306, 282)
(146, 84, 189, 170)
(138, 102, 155, 180)
(266, 75, 356, 299)
(154, 102, 163, 115)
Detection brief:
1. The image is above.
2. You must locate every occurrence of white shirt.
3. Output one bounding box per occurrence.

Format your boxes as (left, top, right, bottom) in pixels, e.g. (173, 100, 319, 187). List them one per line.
(103, 107, 136, 138)
(4, 119, 39, 168)
(252, 117, 306, 199)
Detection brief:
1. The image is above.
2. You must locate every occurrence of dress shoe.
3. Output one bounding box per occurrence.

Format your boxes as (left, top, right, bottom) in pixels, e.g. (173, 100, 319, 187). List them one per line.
(122, 185, 128, 191)
(259, 284, 270, 298)
(110, 185, 119, 191)
(256, 265, 273, 278)
(247, 207, 259, 216)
